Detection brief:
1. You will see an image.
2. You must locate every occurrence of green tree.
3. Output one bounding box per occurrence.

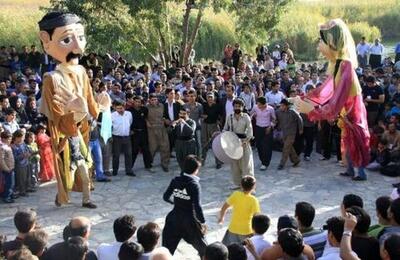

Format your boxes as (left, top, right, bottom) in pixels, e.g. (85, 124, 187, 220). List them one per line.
(46, 0, 292, 65)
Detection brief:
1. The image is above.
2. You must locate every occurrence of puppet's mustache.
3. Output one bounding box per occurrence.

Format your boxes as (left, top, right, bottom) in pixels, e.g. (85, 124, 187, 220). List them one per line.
(66, 52, 82, 62)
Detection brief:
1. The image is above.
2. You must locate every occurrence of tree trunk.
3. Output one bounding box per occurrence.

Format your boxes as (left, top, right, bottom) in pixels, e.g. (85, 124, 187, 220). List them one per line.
(180, 1, 192, 66)
(184, 7, 203, 65)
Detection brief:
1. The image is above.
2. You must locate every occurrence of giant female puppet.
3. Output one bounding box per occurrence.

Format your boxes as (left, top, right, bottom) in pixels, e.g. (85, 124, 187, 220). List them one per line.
(292, 19, 370, 181)
(38, 12, 100, 207)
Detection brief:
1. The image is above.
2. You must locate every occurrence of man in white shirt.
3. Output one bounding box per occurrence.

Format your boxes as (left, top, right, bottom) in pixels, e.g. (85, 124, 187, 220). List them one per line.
(111, 100, 134, 176)
(150, 65, 164, 82)
(356, 37, 370, 68)
(369, 38, 385, 69)
(265, 81, 286, 108)
(246, 214, 272, 260)
(97, 215, 137, 260)
(318, 217, 345, 260)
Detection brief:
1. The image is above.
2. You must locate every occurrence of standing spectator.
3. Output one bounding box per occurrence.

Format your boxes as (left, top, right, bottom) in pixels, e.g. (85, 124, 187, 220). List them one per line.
(219, 176, 260, 245)
(111, 100, 134, 176)
(276, 99, 303, 170)
(232, 43, 243, 70)
(0, 131, 14, 203)
(265, 81, 286, 108)
(251, 96, 276, 171)
(27, 45, 42, 74)
(25, 131, 39, 190)
(35, 124, 54, 182)
(172, 108, 196, 170)
(97, 215, 137, 260)
(356, 37, 370, 68)
(239, 84, 256, 112)
(201, 92, 222, 168)
(88, 119, 110, 182)
(12, 129, 30, 197)
(3, 108, 20, 134)
(395, 41, 400, 63)
(162, 156, 207, 257)
(363, 76, 385, 127)
(369, 39, 384, 69)
(129, 96, 153, 172)
(183, 90, 203, 159)
(163, 88, 181, 155)
(148, 94, 170, 172)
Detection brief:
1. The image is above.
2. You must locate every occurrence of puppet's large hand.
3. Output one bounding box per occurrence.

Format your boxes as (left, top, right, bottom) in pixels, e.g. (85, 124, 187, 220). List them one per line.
(289, 96, 315, 114)
(54, 87, 88, 123)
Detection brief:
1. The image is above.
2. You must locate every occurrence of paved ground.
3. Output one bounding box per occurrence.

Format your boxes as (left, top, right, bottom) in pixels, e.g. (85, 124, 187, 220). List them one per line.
(0, 150, 398, 259)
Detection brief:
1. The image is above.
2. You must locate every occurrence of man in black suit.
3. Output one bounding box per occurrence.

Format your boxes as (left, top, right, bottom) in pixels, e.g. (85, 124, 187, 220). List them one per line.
(163, 88, 181, 155)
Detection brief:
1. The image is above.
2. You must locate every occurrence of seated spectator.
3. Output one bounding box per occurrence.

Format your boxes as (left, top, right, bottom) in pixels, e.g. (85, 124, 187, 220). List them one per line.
(341, 194, 364, 212)
(97, 215, 137, 260)
(204, 242, 228, 260)
(23, 229, 48, 257)
(378, 198, 400, 245)
(260, 215, 314, 260)
(42, 216, 97, 260)
(227, 243, 247, 260)
(369, 196, 392, 238)
(294, 202, 327, 258)
(381, 234, 400, 260)
(367, 138, 391, 171)
(149, 247, 173, 260)
(67, 236, 89, 260)
(118, 241, 143, 260)
(345, 206, 380, 260)
(278, 228, 307, 260)
(246, 214, 272, 260)
(137, 222, 162, 260)
(1, 209, 37, 258)
(8, 247, 38, 260)
(382, 123, 400, 151)
(319, 217, 346, 260)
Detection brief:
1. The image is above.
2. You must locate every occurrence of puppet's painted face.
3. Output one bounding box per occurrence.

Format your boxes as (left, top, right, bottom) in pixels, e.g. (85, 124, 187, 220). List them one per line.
(40, 23, 86, 65)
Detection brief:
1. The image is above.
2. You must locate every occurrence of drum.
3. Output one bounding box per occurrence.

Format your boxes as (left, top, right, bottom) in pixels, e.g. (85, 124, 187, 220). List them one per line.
(212, 131, 244, 164)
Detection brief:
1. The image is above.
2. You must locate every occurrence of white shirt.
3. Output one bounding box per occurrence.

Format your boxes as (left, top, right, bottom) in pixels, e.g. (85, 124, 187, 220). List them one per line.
(265, 90, 286, 105)
(356, 43, 370, 56)
(370, 43, 384, 55)
(111, 111, 132, 136)
(97, 241, 122, 260)
(225, 98, 234, 116)
(278, 60, 287, 70)
(317, 246, 341, 260)
(246, 235, 272, 260)
(167, 100, 175, 121)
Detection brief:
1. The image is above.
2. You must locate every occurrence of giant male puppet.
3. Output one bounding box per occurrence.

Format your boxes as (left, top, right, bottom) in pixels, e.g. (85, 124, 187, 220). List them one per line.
(292, 19, 370, 180)
(38, 12, 100, 208)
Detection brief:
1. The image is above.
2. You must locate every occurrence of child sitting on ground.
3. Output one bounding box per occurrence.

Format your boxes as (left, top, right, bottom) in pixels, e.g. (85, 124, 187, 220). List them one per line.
(246, 214, 272, 260)
(218, 175, 260, 245)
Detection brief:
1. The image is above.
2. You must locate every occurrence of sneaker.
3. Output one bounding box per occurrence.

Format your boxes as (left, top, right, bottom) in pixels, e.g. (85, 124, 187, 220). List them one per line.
(352, 176, 367, 181)
(277, 165, 284, 170)
(82, 202, 97, 209)
(392, 183, 400, 188)
(112, 171, 118, 176)
(104, 171, 112, 177)
(126, 172, 136, 177)
(146, 167, 155, 173)
(319, 157, 329, 161)
(259, 165, 267, 171)
(97, 178, 111, 182)
(304, 156, 310, 161)
(339, 172, 352, 177)
(3, 198, 14, 203)
(292, 161, 300, 167)
(55, 195, 61, 207)
(216, 164, 222, 169)
(20, 193, 28, 197)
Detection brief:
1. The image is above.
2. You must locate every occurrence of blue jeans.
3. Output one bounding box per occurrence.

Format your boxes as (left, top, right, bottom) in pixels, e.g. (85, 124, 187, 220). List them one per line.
(1, 171, 14, 200)
(89, 139, 107, 180)
(346, 152, 366, 179)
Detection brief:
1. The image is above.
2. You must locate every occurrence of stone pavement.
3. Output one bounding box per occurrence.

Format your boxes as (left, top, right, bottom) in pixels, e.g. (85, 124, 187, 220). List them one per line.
(0, 151, 398, 259)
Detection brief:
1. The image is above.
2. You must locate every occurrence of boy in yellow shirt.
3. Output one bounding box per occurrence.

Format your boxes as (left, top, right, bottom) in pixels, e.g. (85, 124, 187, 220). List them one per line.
(218, 175, 260, 245)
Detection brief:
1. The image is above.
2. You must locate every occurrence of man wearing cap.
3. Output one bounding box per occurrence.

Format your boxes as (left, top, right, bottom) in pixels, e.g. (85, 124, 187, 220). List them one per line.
(223, 98, 254, 189)
(38, 12, 99, 208)
(276, 99, 303, 170)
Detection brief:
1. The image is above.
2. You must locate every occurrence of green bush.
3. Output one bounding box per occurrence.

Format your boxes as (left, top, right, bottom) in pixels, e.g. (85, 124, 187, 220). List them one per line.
(348, 22, 381, 43)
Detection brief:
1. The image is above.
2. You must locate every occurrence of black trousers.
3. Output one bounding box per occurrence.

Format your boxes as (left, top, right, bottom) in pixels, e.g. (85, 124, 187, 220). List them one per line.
(162, 211, 207, 257)
(320, 121, 333, 159)
(303, 126, 316, 157)
(131, 130, 152, 169)
(254, 126, 273, 167)
(369, 54, 382, 69)
(167, 128, 176, 153)
(112, 135, 133, 174)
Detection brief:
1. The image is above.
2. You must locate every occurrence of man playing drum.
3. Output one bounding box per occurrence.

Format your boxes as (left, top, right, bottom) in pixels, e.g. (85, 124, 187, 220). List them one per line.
(223, 98, 254, 190)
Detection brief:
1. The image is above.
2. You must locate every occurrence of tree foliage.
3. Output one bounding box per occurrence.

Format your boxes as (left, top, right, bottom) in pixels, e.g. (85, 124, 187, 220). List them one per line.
(45, 0, 292, 65)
